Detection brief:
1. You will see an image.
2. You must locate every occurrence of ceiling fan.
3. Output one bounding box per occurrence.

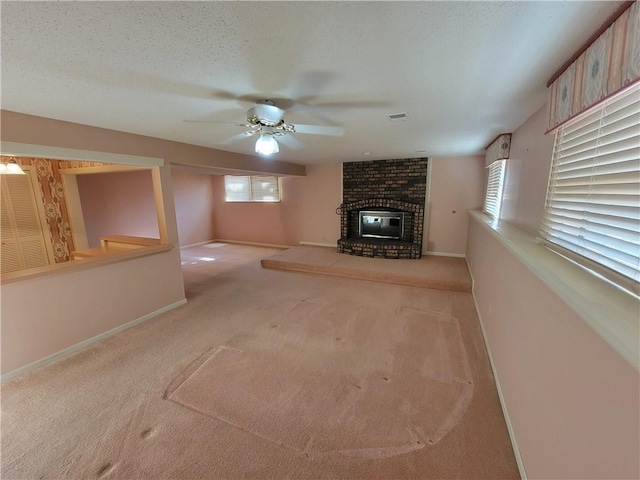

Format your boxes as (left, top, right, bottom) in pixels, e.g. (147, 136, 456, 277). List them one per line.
(185, 100, 344, 156)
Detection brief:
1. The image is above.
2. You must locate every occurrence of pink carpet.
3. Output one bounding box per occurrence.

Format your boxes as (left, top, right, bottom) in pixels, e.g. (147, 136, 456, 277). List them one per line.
(1, 243, 518, 479)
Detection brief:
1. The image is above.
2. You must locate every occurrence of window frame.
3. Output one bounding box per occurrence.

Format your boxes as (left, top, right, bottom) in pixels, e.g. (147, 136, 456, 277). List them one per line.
(224, 175, 281, 203)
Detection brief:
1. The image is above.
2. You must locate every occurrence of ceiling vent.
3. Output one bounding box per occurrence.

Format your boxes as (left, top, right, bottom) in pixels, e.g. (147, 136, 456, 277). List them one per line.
(388, 113, 408, 122)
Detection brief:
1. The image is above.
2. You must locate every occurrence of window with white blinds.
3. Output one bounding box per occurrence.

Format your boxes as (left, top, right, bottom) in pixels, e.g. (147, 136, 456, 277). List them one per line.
(541, 82, 640, 294)
(250, 176, 280, 201)
(224, 175, 280, 202)
(483, 160, 506, 219)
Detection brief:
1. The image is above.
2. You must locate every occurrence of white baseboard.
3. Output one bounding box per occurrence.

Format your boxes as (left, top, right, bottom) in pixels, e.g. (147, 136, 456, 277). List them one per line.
(465, 258, 526, 480)
(425, 251, 466, 258)
(180, 240, 215, 249)
(1, 298, 187, 384)
(299, 241, 337, 248)
(213, 239, 290, 249)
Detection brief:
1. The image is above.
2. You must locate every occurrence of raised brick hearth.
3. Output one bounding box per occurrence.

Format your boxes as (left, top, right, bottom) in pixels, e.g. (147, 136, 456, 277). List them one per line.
(337, 238, 421, 259)
(338, 158, 428, 259)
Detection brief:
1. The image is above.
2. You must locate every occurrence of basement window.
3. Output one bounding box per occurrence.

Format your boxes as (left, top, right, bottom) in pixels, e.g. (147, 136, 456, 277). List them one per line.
(483, 160, 506, 219)
(541, 82, 640, 296)
(224, 175, 281, 202)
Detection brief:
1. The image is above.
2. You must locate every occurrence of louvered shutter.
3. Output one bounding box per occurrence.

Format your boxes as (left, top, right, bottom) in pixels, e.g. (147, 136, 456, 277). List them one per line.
(0, 191, 21, 274)
(541, 83, 640, 292)
(0, 170, 51, 273)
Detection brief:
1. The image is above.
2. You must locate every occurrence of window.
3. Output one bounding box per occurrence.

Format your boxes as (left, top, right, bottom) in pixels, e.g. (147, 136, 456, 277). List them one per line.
(541, 83, 640, 294)
(224, 175, 280, 202)
(483, 159, 506, 219)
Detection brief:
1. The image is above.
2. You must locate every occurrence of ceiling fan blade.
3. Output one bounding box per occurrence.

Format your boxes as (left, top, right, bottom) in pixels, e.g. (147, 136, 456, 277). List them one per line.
(210, 89, 243, 101)
(220, 130, 258, 145)
(277, 135, 303, 150)
(293, 124, 344, 136)
(209, 90, 298, 110)
(312, 100, 392, 109)
(183, 120, 250, 127)
(295, 95, 392, 109)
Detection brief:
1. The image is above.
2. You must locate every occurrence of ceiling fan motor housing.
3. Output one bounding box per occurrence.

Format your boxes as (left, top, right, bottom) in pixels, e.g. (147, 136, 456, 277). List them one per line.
(247, 103, 285, 127)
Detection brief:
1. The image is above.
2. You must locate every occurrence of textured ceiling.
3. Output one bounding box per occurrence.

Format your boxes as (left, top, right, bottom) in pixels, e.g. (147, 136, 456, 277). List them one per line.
(1, 1, 623, 165)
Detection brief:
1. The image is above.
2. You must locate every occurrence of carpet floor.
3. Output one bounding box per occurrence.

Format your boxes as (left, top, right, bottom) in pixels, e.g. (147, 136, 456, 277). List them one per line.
(261, 246, 472, 292)
(1, 243, 519, 479)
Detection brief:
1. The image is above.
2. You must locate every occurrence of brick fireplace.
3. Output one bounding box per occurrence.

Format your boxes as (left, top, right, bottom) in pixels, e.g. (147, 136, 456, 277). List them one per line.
(337, 158, 428, 259)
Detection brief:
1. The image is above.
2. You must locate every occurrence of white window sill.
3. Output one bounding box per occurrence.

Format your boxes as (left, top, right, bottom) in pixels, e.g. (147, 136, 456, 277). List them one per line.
(469, 210, 639, 371)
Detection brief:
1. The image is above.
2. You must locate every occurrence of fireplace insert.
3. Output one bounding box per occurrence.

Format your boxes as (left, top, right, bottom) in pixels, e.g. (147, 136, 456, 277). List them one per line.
(359, 210, 404, 240)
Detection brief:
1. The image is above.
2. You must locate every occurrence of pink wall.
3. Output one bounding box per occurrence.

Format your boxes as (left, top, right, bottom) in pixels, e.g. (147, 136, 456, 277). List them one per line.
(77, 169, 159, 248)
(0, 110, 307, 376)
(212, 164, 342, 246)
(466, 218, 639, 479)
(281, 164, 342, 245)
(0, 114, 175, 375)
(426, 156, 485, 255)
(171, 168, 216, 247)
(501, 105, 555, 235)
(212, 158, 485, 256)
(466, 106, 640, 479)
(1, 250, 186, 374)
(212, 175, 291, 246)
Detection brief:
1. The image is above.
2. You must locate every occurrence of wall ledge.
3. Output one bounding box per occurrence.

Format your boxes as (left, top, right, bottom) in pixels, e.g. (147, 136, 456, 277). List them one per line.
(469, 210, 639, 371)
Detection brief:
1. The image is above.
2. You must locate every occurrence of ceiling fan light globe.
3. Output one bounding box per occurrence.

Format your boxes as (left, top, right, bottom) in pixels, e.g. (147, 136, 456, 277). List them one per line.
(255, 134, 279, 156)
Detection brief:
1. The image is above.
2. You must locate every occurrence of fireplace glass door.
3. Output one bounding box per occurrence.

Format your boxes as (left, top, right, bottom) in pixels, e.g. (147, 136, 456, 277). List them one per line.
(359, 211, 404, 239)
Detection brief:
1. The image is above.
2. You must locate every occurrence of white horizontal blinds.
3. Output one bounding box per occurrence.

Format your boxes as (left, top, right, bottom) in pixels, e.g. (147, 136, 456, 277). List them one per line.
(224, 175, 280, 202)
(224, 175, 251, 202)
(483, 160, 506, 218)
(541, 83, 640, 290)
(250, 176, 280, 202)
